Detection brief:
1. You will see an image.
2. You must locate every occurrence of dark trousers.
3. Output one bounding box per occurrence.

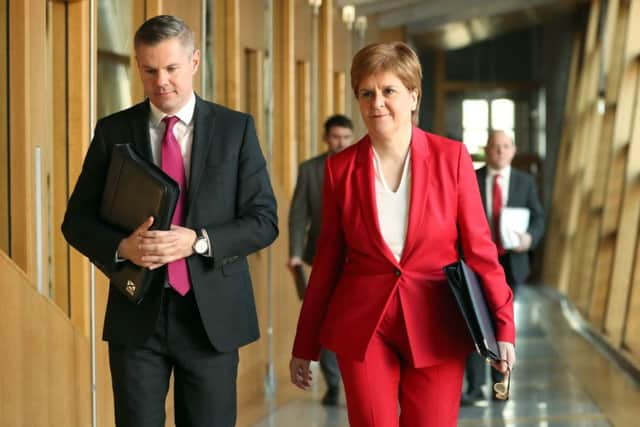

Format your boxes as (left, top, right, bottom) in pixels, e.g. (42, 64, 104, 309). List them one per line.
(320, 348, 341, 390)
(108, 287, 239, 427)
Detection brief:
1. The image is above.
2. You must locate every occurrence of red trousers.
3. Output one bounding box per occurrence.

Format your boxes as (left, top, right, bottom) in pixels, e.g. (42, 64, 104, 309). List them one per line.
(337, 290, 465, 427)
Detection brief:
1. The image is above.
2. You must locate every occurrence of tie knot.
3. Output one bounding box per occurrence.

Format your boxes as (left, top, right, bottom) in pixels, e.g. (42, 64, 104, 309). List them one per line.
(494, 173, 502, 183)
(162, 115, 179, 131)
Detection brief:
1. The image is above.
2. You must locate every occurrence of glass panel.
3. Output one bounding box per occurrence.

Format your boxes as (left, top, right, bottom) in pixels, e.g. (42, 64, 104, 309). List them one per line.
(462, 99, 488, 129)
(463, 129, 488, 156)
(463, 99, 489, 155)
(491, 98, 515, 131)
(98, 0, 132, 118)
(0, 0, 9, 255)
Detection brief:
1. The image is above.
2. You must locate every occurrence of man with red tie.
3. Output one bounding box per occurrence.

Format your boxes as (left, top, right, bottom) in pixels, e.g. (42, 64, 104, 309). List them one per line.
(62, 15, 277, 427)
(462, 130, 545, 405)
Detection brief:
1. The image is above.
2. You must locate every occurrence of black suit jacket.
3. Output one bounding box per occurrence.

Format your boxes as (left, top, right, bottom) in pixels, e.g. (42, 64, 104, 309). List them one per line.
(288, 152, 327, 265)
(62, 96, 278, 351)
(476, 166, 545, 284)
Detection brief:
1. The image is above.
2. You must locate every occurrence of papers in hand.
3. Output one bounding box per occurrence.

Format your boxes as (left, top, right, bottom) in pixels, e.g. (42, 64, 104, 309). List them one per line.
(500, 207, 530, 249)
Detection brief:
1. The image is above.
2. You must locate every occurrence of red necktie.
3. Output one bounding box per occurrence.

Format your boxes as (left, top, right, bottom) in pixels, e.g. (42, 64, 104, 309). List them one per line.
(492, 173, 505, 255)
(161, 116, 191, 295)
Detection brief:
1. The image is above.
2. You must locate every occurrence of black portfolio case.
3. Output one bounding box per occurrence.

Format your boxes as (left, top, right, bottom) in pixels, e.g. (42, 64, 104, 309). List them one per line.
(100, 144, 179, 303)
(444, 259, 501, 361)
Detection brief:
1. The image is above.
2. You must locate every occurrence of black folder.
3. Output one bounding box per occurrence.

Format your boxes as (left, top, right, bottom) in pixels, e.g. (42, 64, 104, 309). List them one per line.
(443, 259, 501, 361)
(100, 144, 179, 304)
(291, 264, 307, 300)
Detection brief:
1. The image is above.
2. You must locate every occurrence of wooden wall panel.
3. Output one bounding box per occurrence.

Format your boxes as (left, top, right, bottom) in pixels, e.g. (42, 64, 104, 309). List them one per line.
(8, 0, 36, 278)
(67, 0, 92, 336)
(589, 237, 615, 330)
(0, 0, 7, 255)
(605, 56, 640, 344)
(333, 71, 346, 114)
(296, 60, 311, 163)
(237, 48, 269, 409)
(0, 253, 91, 426)
(51, 0, 70, 314)
(545, 0, 640, 370)
(274, 0, 296, 191)
(318, 0, 333, 155)
(214, 0, 240, 108)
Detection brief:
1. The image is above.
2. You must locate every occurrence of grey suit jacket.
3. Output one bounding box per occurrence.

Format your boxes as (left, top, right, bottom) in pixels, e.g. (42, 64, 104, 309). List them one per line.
(476, 166, 545, 284)
(62, 96, 278, 351)
(289, 152, 328, 265)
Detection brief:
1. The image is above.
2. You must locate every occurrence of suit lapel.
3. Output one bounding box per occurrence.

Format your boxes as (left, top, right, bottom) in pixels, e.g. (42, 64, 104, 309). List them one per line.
(400, 128, 430, 264)
(187, 97, 216, 219)
(507, 169, 519, 207)
(130, 101, 153, 161)
(355, 137, 397, 263)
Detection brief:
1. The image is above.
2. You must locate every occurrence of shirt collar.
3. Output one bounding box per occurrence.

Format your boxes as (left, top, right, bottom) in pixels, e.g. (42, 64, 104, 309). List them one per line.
(149, 92, 196, 127)
(488, 165, 511, 178)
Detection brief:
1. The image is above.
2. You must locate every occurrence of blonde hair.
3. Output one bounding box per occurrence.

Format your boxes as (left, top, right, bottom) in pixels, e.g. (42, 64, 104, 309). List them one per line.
(350, 42, 422, 123)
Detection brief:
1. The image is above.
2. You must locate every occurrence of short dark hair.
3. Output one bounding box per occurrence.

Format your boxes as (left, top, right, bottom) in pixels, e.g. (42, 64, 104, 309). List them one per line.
(134, 15, 195, 53)
(324, 114, 354, 135)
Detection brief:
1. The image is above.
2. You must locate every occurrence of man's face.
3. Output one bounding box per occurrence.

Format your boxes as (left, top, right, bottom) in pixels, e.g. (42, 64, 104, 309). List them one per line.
(136, 37, 200, 115)
(325, 126, 354, 154)
(485, 132, 516, 170)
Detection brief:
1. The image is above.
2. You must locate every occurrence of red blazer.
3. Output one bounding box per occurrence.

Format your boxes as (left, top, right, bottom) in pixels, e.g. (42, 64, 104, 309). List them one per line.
(292, 128, 514, 367)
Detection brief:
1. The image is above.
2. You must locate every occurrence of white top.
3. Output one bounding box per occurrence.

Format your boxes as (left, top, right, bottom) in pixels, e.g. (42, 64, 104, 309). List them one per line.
(372, 146, 412, 261)
(485, 165, 511, 220)
(148, 93, 196, 185)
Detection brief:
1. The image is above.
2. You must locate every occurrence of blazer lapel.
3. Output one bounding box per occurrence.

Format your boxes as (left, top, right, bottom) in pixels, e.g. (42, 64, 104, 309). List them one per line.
(130, 101, 153, 161)
(400, 128, 431, 264)
(187, 96, 216, 219)
(354, 137, 397, 264)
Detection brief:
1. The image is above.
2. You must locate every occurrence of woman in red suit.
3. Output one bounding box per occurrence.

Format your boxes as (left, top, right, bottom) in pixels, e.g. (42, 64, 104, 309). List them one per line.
(290, 42, 516, 427)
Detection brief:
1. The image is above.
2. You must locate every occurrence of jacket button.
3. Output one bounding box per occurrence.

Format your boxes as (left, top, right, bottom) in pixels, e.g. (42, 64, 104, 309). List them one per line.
(394, 269, 401, 276)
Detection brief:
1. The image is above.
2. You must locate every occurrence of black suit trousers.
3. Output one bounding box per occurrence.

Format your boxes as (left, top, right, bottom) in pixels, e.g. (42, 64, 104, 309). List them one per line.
(109, 287, 239, 427)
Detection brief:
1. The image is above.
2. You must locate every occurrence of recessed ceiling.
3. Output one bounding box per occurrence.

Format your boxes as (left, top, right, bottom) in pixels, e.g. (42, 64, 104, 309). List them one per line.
(336, 0, 588, 50)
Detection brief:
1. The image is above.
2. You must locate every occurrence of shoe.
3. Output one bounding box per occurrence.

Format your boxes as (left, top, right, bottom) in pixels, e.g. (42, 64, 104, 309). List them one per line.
(460, 390, 486, 406)
(321, 387, 339, 406)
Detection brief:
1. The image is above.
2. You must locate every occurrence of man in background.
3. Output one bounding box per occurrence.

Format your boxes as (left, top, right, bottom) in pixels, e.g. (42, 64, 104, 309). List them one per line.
(288, 114, 354, 406)
(462, 129, 545, 405)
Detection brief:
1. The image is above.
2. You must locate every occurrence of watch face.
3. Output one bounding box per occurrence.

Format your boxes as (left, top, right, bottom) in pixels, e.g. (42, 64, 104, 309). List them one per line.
(195, 238, 207, 254)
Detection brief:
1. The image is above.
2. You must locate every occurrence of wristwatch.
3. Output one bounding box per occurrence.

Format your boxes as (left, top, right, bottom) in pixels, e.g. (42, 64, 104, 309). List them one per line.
(193, 232, 209, 255)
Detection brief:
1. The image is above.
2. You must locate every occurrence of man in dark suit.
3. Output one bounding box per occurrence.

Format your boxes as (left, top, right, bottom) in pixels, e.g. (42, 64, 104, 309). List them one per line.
(288, 114, 353, 405)
(462, 130, 544, 405)
(61, 15, 277, 427)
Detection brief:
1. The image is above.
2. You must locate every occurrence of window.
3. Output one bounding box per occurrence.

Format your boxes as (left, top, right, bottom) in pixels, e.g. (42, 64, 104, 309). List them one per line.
(462, 98, 515, 155)
(97, 0, 133, 117)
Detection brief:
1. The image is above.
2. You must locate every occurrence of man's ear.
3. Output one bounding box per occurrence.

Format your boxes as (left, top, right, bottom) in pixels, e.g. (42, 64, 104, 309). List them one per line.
(191, 49, 201, 73)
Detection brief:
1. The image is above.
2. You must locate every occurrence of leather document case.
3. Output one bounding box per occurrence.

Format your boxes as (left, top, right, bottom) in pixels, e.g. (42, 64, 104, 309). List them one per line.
(443, 259, 501, 361)
(100, 144, 179, 304)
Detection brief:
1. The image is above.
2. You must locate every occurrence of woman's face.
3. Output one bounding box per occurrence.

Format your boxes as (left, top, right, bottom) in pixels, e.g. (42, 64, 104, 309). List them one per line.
(356, 71, 417, 141)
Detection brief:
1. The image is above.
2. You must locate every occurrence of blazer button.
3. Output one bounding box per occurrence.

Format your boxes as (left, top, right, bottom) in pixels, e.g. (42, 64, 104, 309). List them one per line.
(394, 269, 401, 277)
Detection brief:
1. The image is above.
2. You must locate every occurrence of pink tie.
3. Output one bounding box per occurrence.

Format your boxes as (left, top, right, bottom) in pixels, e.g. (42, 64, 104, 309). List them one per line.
(492, 174, 505, 255)
(161, 116, 191, 295)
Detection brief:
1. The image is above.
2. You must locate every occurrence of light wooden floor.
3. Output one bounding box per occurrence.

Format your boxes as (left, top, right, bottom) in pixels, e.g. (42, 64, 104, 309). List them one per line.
(237, 285, 640, 427)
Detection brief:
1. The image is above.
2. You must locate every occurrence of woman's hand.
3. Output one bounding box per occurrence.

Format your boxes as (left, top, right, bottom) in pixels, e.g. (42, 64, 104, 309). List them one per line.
(491, 341, 516, 374)
(289, 357, 313, 390)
